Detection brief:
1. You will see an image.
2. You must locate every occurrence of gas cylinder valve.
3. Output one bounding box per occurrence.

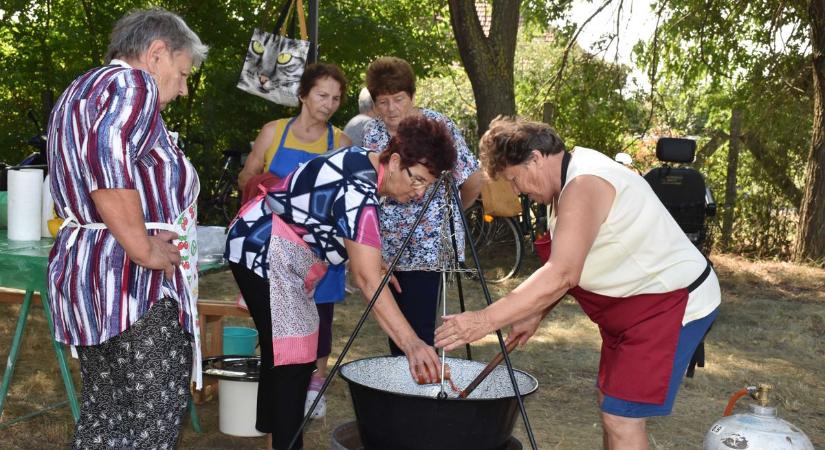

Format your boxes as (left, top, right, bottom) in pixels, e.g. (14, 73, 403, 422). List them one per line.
(703, 383, 813, 450)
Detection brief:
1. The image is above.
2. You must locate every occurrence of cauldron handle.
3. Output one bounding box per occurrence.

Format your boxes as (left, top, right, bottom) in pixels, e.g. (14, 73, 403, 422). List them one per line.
(459, 339, 518, 398)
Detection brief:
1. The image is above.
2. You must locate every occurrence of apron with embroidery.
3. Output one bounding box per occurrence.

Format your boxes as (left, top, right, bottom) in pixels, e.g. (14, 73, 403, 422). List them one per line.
(60, 157, 204, 389)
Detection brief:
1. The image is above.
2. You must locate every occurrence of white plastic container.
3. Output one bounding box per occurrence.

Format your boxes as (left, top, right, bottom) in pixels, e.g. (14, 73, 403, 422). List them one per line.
(218, 378, 265, 437)
(8, 168, 43, 241)
(204, 356, 265, 438)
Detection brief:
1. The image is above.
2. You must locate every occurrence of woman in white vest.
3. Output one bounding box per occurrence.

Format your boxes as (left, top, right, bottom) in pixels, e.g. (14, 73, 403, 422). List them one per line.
(435, 116, 720, 450)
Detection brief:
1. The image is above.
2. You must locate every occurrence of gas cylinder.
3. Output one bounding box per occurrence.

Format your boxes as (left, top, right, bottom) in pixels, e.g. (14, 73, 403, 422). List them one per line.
(703, 384, 814, 450)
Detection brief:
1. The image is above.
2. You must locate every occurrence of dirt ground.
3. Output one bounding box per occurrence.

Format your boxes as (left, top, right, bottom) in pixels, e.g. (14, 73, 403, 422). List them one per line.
(1, 253, 823, 449)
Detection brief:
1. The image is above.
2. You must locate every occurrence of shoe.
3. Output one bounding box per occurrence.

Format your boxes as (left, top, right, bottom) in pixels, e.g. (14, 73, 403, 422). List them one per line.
(304, 389, 326, 419)
(345, 282, 359, 295)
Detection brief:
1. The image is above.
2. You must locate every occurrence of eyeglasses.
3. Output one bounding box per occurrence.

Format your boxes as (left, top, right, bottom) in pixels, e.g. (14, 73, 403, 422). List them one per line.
(404, 167, 428, 188)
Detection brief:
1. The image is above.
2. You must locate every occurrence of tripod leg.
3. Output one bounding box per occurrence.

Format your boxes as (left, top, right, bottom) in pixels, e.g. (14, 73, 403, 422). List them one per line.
(446, 195, 472, 360)
(448, 177, 538, 450)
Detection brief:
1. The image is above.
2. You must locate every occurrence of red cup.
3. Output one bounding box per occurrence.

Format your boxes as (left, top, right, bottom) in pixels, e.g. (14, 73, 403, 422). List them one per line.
(534, 234, 551, 263)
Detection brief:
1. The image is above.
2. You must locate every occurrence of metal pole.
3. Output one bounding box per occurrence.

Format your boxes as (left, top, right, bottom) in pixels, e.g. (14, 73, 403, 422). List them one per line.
(307, 0, 319, 62)
(445, 180, 472, 360)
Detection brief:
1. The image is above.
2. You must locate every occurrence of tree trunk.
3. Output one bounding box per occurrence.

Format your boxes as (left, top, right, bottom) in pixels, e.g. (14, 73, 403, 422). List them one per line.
(721, 107, 742, 251)
(795, 0, 825, 262)
(448, 0, 520, 136)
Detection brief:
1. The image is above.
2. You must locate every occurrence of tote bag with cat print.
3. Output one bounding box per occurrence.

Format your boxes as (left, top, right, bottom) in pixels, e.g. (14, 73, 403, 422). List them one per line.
(237, 0, 309, 107)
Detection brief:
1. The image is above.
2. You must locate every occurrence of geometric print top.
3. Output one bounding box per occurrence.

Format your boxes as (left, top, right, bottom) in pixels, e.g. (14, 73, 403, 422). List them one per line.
(362, 108, 480, 269)
(46, 60, 200, 346)
(225, 146, 382, 277)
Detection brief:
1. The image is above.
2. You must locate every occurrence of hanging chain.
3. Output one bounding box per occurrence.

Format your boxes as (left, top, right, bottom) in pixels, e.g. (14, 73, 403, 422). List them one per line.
(395, 183, 478, 274)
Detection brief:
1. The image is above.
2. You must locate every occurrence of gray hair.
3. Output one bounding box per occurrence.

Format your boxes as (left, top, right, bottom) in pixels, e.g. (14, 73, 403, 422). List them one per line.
(105, 7, 209, 66)
(358, 87, 374, 114)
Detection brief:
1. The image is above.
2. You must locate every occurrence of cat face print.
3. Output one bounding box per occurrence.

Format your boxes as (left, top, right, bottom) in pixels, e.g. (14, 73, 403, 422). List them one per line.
(237, 28, 308, 106)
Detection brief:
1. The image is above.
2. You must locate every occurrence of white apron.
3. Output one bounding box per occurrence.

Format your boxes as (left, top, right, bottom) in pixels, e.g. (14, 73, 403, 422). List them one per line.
(60, 199, 204, 389)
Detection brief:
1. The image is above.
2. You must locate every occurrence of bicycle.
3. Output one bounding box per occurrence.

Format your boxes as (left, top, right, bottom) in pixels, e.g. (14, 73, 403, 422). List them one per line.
(463, 200, 523, 283)
(210, 146, 249, 225)
(463, 191, 555, 284)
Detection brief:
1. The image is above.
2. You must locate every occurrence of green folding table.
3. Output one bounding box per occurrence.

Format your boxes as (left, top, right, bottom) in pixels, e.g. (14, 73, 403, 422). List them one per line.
(0, 230, 80, 426)
(0, 229, 220, 431)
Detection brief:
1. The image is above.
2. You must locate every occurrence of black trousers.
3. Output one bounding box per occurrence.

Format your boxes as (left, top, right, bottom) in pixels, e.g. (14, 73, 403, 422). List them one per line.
(230, 262, 314, 450)
(388, 271, 441, 356)
(73, 298, 192, 450)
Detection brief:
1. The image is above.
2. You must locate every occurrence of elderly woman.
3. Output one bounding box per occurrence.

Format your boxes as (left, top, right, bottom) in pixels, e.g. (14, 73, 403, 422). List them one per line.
(344, 87, 377, 146)
(239, 62, 352, 197)
(238, 62, 351, 418)
(46, 8, 207, 449)
(362, 56, 483, 358)
(435, 117, 721, 450)
(226, 116, 456, 450)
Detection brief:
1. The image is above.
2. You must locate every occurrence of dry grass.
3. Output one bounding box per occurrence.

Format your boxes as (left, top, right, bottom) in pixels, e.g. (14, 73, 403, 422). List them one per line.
(1, 253, 823, 449)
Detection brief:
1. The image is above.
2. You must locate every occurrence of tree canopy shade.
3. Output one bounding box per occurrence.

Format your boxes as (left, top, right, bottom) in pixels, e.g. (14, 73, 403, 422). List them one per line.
(1, 0, 821, 260)
(0, 0, 455, 222)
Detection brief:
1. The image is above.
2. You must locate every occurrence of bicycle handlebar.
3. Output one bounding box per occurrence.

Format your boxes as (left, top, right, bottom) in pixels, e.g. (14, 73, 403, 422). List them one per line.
(222, 147, 250, 158)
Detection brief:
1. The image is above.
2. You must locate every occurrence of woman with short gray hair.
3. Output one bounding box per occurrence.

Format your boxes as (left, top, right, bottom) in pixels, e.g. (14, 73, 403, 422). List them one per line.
(47, 7, 207, 449)
(105, 7, 208, 66)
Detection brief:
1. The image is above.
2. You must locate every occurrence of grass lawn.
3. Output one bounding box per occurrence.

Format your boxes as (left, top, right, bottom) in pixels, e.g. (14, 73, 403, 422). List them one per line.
(1, 253, 823, 449)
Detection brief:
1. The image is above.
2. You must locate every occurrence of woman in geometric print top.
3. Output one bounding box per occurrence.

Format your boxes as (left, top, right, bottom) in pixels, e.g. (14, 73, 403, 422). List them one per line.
(46, 8, 208, 449)
(238, 63, 353, 420)
(225, 116, 456, 450)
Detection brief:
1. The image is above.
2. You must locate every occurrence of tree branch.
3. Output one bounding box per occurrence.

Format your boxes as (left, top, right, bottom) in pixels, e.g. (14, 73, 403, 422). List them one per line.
(539, 0, 613, 104)
(741, 132, 803, 205)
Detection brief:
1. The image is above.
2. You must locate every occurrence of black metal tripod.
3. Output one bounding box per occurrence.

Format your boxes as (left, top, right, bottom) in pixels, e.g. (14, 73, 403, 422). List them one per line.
(288, 171, 537, 450)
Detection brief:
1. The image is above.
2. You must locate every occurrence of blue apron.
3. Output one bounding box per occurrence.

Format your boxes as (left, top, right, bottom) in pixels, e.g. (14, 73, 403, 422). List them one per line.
(267, 117, 335, 177)
(268, 117, 345, 304)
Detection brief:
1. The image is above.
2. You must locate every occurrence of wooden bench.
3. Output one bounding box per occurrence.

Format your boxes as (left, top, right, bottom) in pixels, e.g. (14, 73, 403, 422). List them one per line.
(0, 288, 44, 305)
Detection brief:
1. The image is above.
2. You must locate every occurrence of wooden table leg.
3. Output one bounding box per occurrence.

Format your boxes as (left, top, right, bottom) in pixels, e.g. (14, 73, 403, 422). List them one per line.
(193, 314, 222, 405)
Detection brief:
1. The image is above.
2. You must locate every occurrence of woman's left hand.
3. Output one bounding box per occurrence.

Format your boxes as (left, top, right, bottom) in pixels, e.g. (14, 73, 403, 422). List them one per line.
(434, 310, 493, 351)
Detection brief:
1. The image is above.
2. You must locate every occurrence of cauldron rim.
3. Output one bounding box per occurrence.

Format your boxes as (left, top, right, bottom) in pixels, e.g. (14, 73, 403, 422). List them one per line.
(338, 355, 539, 402)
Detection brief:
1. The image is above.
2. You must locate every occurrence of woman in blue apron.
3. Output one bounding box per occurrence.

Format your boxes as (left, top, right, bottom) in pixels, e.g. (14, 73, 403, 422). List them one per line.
(237, 62, 352, 419)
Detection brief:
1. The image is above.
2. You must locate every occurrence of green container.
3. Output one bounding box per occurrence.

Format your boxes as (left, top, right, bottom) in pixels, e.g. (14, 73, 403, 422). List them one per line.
(223, 326, 258, 355)
(0, 191, 7, 229)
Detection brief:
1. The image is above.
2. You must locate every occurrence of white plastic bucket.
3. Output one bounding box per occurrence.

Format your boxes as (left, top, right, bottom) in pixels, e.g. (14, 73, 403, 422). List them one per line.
(219, 378, 265, 437)
(203, 356, 265, 438)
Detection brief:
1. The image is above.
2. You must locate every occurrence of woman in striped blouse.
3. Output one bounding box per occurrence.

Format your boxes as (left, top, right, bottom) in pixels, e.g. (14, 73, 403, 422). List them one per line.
(47, 8, 208, 449)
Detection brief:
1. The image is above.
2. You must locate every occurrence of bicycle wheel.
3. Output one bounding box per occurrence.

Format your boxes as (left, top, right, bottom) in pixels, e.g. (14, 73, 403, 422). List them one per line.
(464, 203, 523, 283)
(216, 181, 241, 225)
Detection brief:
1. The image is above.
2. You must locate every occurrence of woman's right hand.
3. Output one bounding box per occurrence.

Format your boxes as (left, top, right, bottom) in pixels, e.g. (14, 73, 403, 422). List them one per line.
(143, 230, 181, 279)
(402, 338, 442, 384)
(506, 312, 543, 347)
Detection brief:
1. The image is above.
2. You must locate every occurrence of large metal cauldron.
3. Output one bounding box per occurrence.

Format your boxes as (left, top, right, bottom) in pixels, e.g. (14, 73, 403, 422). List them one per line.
(339, 356, 538, 450)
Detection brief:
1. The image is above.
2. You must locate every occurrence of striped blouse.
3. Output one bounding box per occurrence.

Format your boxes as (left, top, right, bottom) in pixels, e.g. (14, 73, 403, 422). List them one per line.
(46, 60, 199, 346)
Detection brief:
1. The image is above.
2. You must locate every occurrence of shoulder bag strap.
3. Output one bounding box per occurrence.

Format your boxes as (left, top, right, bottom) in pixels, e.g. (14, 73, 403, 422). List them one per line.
(294, 0, 308, 41)
(272, 0, 296, 35)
